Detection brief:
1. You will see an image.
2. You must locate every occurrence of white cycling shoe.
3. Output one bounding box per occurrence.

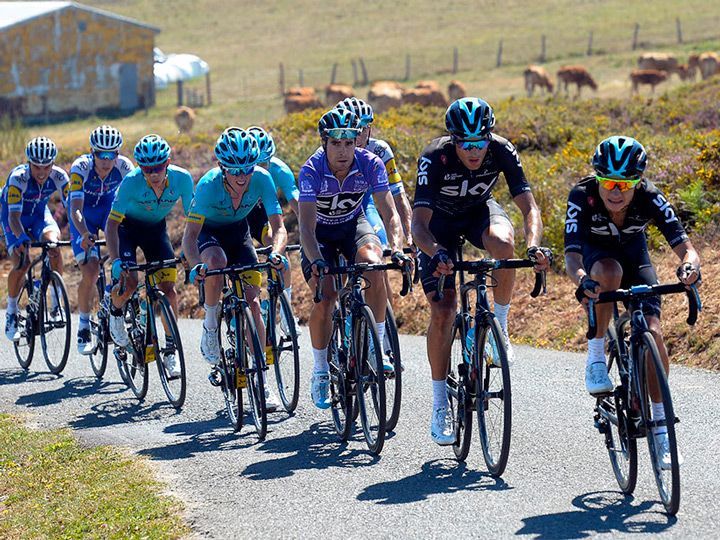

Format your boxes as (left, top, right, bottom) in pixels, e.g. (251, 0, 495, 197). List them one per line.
(109, 314, 130, 347)
(430, 406, 455, 446)
(586, 361, 613, 395)
(200, 326, 221, 366)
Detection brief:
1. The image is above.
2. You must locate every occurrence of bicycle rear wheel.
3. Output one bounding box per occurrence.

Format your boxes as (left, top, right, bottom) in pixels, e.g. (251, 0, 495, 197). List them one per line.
(384, 303, 402, 432)
(640, 331, 680, 515)
(116, 298, 149, 401)
(88, 314, 109, 379)
(272, 290, 300, 413)
(13, 282, 35, 370)
(328, 315, 352, 440)
(237, 302, 267, 440)
(449, 316, 472, 461)
(220, 305, 243, 431)
(353, 304, 386, 455)
(39, 271, 71, 374)
(475, 316, 512, 476)
(154, 294, 187, 409)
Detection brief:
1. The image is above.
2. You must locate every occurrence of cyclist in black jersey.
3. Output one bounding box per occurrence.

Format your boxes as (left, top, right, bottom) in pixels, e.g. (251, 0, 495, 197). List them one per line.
(411, 98, 551, 445)
(564, 135, 700, 467)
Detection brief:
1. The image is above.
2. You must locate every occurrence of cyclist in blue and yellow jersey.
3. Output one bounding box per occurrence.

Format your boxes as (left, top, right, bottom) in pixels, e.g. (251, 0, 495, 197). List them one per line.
(1, 137, 69, 341)
(105, 134, 194, 377)
(68, 125, 133, 355)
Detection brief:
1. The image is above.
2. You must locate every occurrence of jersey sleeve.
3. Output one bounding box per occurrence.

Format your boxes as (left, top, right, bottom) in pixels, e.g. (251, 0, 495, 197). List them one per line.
(117, 156, 135, 178)
(495, 139, 531, 198)
(297, 162, 319, 203)
(108, 178, 132, 223)
(186, 180, 209, 226)
(563, 185, 586, 254)
(368, 154, 389, 193)
(260, 173, 283, 217)
(5, 172, 26, 213)
(645, 183, 689, 248)
(52, 168, 70, 206)
(271, 159, 299, 201)
(69, 157, 88, 202)
(413, 147, 441, 210)
(178, 170, 195, 216)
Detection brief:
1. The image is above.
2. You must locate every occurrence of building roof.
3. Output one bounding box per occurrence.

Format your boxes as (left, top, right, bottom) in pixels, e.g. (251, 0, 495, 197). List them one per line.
(0, 1, 160, 32)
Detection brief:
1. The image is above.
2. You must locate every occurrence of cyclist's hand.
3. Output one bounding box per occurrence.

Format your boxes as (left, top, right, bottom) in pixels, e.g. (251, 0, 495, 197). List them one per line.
(391, 250, 412, 268)
(429, 248, 453, 277)
(189, 263, 207, 284)
(527, 246, 553, 272)
(311, 258, 328, 279)
(111, 258, 125, 281)
(81, 232, 96, 251)
(575, 275, 600, 304)
(676, 262, 701, 287)
(269, 252, 289, 271)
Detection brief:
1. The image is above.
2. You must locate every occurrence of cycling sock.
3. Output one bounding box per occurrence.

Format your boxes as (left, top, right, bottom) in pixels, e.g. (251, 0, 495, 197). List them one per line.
(587, 337, 606, 365)
(204, 303, 219, 330)
(375, 322, 386, 353)
(432, 379, 448, 409)
(7, 295, 18, 315)
(494, 302, 510, 332)
(79, 312, 90, 330)
(50, 286, 60, 310)
(651, 402, 667, 435)
(312, 347, 329, 372)
(284, 286, 292, 303)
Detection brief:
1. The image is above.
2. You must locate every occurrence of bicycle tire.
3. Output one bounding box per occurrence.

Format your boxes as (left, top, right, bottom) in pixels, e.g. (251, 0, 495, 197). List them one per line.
(88, 316, 109, 379)
(328, 315, 352, 440)
(220, 305, 243, 432)
(475, 316, 512, 476)
(449, 316, 472, 461)
(118, 297, 149, 401)
(237, 302, 267, 440)
(353, 304, 386, 455)
(640, 331, 680, 515)
(13, 282, 35, 370)
(154, 293, 187, 409)
(384, 302, 403, 432)
(40, 271, 71, 374)
(272, 290, 300, 413)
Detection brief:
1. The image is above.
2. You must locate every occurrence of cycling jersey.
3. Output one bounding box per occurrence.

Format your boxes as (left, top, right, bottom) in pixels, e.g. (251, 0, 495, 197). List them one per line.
(298, 147, 389, 226)
(266, 157, 299, 201)
(1, 164, 68, 217)
(108, 165, 194, 224)
(366, 138, 403, 195)
(563, 176, 688, 254)
(68, 153, 133, 208)
(413, 134, 530, 217)
(186, 166, 282, 228)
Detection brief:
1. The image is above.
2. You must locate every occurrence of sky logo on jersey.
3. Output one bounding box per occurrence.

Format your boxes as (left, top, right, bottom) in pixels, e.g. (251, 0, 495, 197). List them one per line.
(565, 201, 582, 233)
(653, 193, 678, 223)
(417, 157, 432, 186)
(439, 179, 493, 197)
(316, 192, 365, 217)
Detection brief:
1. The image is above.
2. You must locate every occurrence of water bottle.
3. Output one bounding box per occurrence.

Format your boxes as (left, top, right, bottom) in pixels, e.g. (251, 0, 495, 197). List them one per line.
(464, 328, 474, 363)
(32, 279, 41, 294)
(260, 299, 269, 324)
(344, 314, 352, 348)
(139, 299, 147, 328)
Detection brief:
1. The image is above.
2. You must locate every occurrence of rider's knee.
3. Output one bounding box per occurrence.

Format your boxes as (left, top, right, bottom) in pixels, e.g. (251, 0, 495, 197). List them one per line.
(590, 259, 623, 289)
(204, 250, 227, 270)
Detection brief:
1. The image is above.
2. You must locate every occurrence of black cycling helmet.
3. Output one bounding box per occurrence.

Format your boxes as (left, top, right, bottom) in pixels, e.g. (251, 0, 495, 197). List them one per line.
(592, 136, 647, 179)
(445, 97, 496, 139)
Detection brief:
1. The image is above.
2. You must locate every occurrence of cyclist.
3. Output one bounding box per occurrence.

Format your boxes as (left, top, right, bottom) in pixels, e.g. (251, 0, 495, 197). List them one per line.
(105, 134, 194, 378)
(299, 108, 411, 409)
(564, 135, 700, 467)
(411, 97, 551, 445)
(68, 125, 133, 355)
(182, 128, 287, 409)
(2, 137, 68, 341)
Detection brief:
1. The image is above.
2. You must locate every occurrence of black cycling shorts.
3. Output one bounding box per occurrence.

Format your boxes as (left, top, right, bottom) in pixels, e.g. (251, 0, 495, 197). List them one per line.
(300, 215, 379, 282)
(198, 219, 257, 267)
(418, 199, 512, 295)
(118, 218, 174, 265)
(246, 203, 269, 244)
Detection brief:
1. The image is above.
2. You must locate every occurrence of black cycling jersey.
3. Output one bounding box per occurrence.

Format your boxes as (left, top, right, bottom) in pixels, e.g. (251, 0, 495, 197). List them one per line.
(564, 176, 689, 254)
(413, 134, 531, 217)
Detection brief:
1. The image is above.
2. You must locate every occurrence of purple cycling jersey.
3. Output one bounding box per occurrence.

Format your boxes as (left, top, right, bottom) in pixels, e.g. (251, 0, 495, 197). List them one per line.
(298, 147, 389, 226)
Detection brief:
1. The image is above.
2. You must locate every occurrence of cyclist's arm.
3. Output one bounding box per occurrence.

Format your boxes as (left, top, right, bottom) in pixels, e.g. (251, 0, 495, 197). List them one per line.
(412, 206, 445, 257)
(672, 239, 701, 282)
(299, 201, 322, 262)
(105, 183, 130, 262)
(268, 213, 287, 254)
(181, 220, 203, 268)
(287, 198, 299, 217)
(8, 209, 25, 239)
(179, 172, 195, 216)
(513, 191, 543, 249)
(564, 251, 587, 286)
(393, 191, 412, 243)
(69, 198, 89, 238)
(105, 218, 121, 261)
(373, 189, 403, 253)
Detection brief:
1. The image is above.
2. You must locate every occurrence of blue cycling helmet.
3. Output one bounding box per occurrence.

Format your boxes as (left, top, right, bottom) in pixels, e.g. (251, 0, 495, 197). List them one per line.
(445, 97, 495, 139)
(134, 134, 171, 166)
(25, 136, 57, 166)
(247, 126, 276, 162)
(318, 108, 361, 139)
(592, 136, 647, 179)
(336, 97, 374, 127)
(214, 127, 260, 168)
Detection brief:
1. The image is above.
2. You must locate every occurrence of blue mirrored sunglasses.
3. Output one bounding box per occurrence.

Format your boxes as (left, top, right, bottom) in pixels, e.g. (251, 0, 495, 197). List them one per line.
(324, 128, 361, 140)
(454, 137, 490, 150)
(93, 150, 118, 161)
(222, 165, 254, 176)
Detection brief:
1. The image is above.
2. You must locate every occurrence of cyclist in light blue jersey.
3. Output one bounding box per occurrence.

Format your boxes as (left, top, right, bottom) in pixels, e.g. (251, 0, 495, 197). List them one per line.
(105, 134, 194, 377)
(68, 125, 133, 355)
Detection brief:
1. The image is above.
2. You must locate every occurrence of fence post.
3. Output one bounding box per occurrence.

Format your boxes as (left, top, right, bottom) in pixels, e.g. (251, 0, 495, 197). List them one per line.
(676, 17, 683, 44)
(352, 60, 359, 86)
(453, 47, 458, 74)
(539, 35, 546, 63)
(176, 80, 183, 106)
(587, 31, 593, 56)
(330, 63, 338, 85)
(278, 63, 285, 96)
(496, 39, 503, 68)
(299, 69, 304, 87)
(632, 23, 640, 50)
(205, 72, 212, 105)
(359, 57, 368, 85)
(405, 54, 411, 81)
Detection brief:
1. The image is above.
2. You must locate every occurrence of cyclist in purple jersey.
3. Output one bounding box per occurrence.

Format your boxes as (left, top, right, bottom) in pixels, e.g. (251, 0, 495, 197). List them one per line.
(298, 108, 412, 409)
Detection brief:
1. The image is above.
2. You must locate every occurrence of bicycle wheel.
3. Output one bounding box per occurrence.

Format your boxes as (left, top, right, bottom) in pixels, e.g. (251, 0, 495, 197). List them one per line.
(88, 314, 109, 379)
(353, 304, 386, 454)
(39, 271, 71, 374)
(328, 315, 352, 440)
(153, 293, 187, 409)
(237, 302, 267, 440)
(116, 298, 149, 401)
(384, 302, 402, 432)
(13, 282, 36, 370)
(449, 317, 472, 461)
(220, 305, 243, 431)
(272, 290, 300, 413)
(640, 331, 680, 515)
(475, 316, 512, 476)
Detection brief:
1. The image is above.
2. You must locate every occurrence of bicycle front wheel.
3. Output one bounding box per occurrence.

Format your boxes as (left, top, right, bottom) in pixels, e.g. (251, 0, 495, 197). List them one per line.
(13, 282, 36, 370)
(449, 316, 472, 461)
(353, 305, 386, 455)
(40, 271, 71, 374)
(237, 302, 267, 440)
(117, 298, 149, 401)
(154, 293, 187, 409)
(272, 290, 300, 413)
(640, 331, 680, 515)
(220, 305, 243, 431)
(88, 315, 109, 379)
(328, 315, 352, 440)
(475, 316, 512, 476)
(384, 303, 402, 432)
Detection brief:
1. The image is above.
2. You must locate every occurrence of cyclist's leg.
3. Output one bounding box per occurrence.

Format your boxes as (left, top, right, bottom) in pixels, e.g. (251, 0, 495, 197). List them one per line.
(39, 205, 63, 275)
(1, 208, 32, 339)
(112, 220, 141, 307)
(139, 219, 178, 315)
(353, 216, 386, 324)
(70, 208, 102, 331)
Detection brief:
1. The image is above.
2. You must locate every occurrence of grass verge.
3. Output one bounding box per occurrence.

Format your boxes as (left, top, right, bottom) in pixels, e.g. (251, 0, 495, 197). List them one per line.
(0, 414, 189, 540)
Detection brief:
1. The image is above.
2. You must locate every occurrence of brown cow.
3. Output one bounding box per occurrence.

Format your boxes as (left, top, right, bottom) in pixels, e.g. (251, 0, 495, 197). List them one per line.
(284, 94, 323, 114)
(415, 80, 441, 92)
(523, 65, 554, 97)
(637, 52, 679, 75)
(556, 65, 598, 98)
(699, 52, 720, 80)
(401, 87, 447, 107)
(325, 84, 354, 106)
(687, 53, 701, 80)
(367, 81, 404, 113)
(174, 106, 196, 133)
(676, 64, 694, 81)
(448, 80, 467, 101)
(630, 69, 668, 94)
(285, 86, 317, 97)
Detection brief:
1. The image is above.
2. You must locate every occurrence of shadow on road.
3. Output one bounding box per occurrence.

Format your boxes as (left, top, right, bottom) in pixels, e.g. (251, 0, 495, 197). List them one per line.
(357, 459, 509, 504)
(15, 376, 126, 408)
(0, 367, 58, 386)
(70, 397, 180, 429)
(517, 491, 676, 538)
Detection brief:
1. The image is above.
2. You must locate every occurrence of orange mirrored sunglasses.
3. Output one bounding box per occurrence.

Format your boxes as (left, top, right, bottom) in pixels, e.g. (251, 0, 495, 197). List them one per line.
(596, 175, 641, 192)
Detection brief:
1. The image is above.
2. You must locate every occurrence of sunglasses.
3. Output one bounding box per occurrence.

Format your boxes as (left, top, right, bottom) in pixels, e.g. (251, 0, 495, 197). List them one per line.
(93, 150, 118, 161)
(454, 137, 490, 150)
(222, 165, 254, 176)
(140, 162, 168, 174)
(324, 128, 361, 140)
(358, 116, 373, 128)
(596, 175, 641, 192)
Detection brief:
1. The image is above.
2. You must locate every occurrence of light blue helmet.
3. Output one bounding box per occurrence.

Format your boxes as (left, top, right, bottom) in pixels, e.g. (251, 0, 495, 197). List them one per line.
(247, 126, 276, 162)
(25, 136, 57, 166)
(134, 134, 171, 166)
(592, 136, 647, 179)
(445, 97, 495, 139)
(214, 127, 260, 169)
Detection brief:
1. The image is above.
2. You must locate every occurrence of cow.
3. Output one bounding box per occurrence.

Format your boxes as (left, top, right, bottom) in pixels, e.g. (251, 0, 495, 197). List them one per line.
(285, 86, 317, 98)
(401, 87, 447, 107)
(325, 84, 354, 106)
(415, 80, 441, 93)
(284, 94, 323, 114)
(637, 52, 679, 75)
(523, 65, 554, 97)
(676, 64, 694, 81)
(687, 53, 701, 80)
(630, 69, 668, 94)
(367, 81, 404, 113)
(174, 106, 196, 133)
(698, 52, 720, 80)
(556, 65, 598, 98)
(448, 80, 467, 101)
